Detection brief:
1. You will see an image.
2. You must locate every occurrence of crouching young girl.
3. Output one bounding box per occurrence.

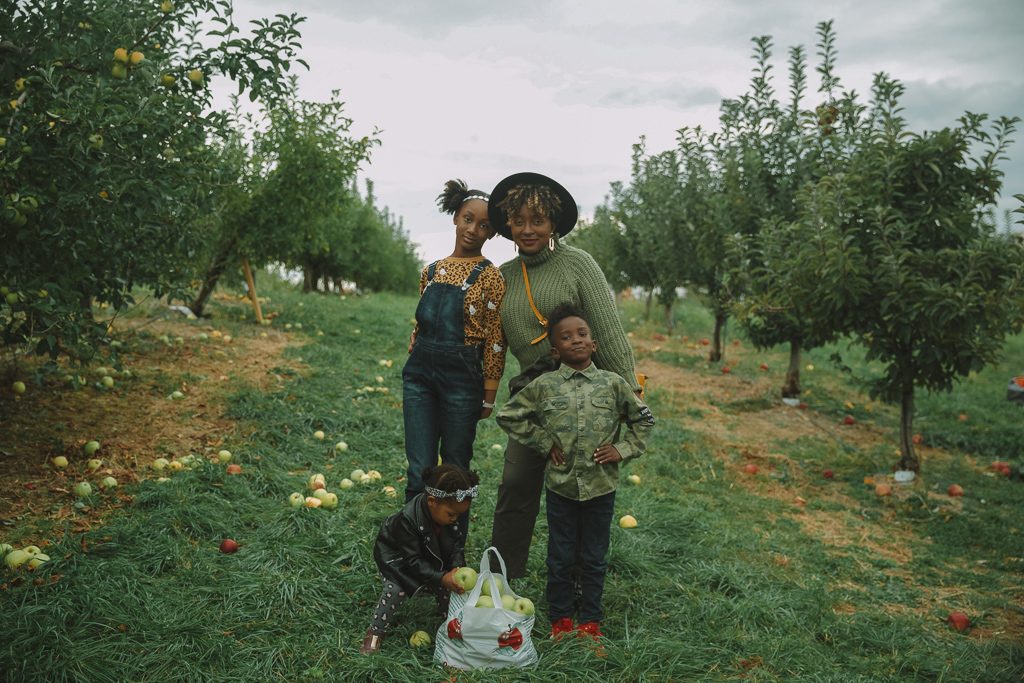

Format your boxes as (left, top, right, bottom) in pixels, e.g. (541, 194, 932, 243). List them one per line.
(361, 464, 480, 655)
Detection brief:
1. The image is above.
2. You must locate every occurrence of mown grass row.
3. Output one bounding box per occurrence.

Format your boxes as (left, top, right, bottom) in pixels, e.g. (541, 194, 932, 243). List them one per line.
(2, 276, 1022, 682)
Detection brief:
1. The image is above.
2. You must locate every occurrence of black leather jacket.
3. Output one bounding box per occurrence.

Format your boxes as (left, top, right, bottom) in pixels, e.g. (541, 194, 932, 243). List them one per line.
(373, 494, 467, 595)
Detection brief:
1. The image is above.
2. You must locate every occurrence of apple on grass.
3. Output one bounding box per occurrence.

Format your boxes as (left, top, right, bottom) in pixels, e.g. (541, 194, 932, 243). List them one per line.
(100, 476, 117, 489)
(288, 492, 304, 508)
(743, 464, 759, 475)
(0, 543, 13, 557)
(453, 566, 478, 592)
(947, 484, 964, 497)
(217, 450, 232, 463)
(947, 611, 970, 632)
(304, 496, 322, 508)
(334, 441, 348, 453)
(5, 549, 31, 570)
(618, 514, 638, 529)
(312, 489, 331, 502)
(51, 456, 69, 469)
(73, 481, 92, 497)
(152, 458, 169, 471)
(338, 478, 354, 490)
(83, 440, 101, 456)
(12, 381, 26, 395)
(409, 630, 431, 648)
(320, 492, 339, 509)
(226, 464, 242, 475)
(313, 430, 325, 441)
(219, 539, 239, 554)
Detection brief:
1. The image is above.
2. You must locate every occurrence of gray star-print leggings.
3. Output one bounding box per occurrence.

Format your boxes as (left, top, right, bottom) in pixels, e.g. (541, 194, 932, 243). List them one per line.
(369, 579, 450, 634)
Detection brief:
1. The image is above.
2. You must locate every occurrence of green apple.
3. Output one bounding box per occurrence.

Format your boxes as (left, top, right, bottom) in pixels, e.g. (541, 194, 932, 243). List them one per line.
(83, 440, 100, 455)
(333, 441, 348, 453)
(11, 380, 26, 394)
(169, 390, 184, 400)
(312, 489, 331, 502)
(51, 456, 69, 469)
(23, 545, 41, 556)
(110, 63, 128, 80)
(113, 48, 129, 63)
(453, 566, 477, 592)
(187, 69, 204, 85)
(152, 457, 169, 471)
(480, 576, 505, 598)
(475, 595, 494, 609)
(217, 450, 232, 463)
(338, 478, 354, 490)
(288, 492, 304, 508)
(27, 553, 51, 570)
(367, 470, 382, 482)
(88, 134, 103, 150)
(627, 474, 641, 485)
(359, 474, 373, 485)
(160, 74, 176, 88)
(513, 597, 535, 616)
(160, 0, 174, 12)
(100, 476, 117, 489)
(162, 147, 175, 160)
(73, 481, 92, 497)
(313, 430, 325, 440)
(4, 549, 30, 570)
(349, 469, 365, 482)
(500, 594, 516, 610)
(409, 630, 431, 648)
(320, 492, 339, 509)
(100, 375, 114, 388)
(0, 543, 13, 557)
(87, 458, 102, 471)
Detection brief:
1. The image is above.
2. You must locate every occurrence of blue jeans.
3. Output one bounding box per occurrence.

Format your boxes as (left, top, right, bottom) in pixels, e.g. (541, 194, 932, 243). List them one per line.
(545, 488, 616, 624)
(402, 341, 483, 499)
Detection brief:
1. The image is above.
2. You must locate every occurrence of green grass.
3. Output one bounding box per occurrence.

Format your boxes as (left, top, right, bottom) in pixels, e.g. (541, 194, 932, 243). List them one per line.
(2, 279, 1022, 681)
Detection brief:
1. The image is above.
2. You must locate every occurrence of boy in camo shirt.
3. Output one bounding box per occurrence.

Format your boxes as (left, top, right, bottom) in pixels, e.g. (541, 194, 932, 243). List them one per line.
(496, 303, 654, 641)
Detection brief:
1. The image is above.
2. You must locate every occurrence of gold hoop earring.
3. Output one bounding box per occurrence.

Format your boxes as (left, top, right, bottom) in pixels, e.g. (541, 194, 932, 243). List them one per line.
(548, 236, 555, 251)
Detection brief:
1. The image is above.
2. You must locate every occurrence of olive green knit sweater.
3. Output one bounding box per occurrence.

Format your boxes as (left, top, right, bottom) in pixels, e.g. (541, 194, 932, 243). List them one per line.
(498, 242, 639, 391)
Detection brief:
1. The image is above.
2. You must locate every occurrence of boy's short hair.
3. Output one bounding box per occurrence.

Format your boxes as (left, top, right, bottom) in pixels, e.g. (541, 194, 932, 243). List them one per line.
(546, 303, 589, 344)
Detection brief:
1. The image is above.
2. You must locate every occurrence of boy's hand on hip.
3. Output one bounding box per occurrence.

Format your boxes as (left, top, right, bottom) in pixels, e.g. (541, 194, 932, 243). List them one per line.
(441, 568, 463, 594)
(549, 445, 565, 466)
(479, 407, 493, 420)
(593, 444, 622, 464)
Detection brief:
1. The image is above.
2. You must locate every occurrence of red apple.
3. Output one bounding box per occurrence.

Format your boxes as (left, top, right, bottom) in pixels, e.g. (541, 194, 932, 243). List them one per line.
(226, 464, 242, 475)
(759, 363, 769, 371)
(946, 611, 970, 632)
(842, 415, 855, 426)
(743, 464, 759, 475)
(219, 539, 239, 554)
(823, 469, 834, 479)
(721, 366, 731, 374)
(947, 484, 964, 497)
(875, 483, 892, 497)
(700, 339, 710, 346)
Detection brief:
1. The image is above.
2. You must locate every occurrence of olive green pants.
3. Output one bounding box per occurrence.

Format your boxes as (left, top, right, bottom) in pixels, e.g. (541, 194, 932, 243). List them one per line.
(489, 438, 547, 579)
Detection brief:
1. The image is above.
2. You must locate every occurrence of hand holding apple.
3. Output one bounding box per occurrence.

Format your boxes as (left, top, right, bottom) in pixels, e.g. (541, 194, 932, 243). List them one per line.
(452, 566, 477, 593)
(440, 568, 463, 593)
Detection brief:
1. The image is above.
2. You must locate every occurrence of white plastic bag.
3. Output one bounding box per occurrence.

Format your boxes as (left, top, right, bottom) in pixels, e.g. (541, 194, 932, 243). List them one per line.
(433, 546, 538, 670)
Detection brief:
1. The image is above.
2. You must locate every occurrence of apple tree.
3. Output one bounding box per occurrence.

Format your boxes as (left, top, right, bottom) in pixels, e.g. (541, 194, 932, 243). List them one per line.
(816, 74, 1024, 471)
(0, 0, 307, 364)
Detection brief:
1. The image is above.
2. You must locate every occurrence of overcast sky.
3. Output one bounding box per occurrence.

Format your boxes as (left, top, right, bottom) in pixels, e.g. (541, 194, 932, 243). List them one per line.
(231, 0, 1024, 266)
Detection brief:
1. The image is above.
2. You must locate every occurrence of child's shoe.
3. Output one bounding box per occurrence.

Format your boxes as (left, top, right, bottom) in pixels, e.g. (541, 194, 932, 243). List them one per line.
(360, 629, 383, 655)
(550, 617, 575, 640)
(576, 621, 604, 639)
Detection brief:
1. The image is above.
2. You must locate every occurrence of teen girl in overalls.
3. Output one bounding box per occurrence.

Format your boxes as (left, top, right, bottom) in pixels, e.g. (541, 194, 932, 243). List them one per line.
(402, 180, 506, 506)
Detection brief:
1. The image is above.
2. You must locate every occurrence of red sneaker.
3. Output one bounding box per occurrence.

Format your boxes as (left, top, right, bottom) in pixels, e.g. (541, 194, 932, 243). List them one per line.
(576, 621, 604, 639)
(550, 617, 575, 640)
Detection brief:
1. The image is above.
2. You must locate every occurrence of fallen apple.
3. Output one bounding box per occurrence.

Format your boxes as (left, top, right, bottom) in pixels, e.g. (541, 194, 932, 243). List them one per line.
(513, 597, 535, 616)
(475, 595, 494, 608)
(382, 486, 397, 497)
(152, 458, 169, 471)
(168, 460, 183, 472)
(73, 481, 92, 497)
(338, 478, 354, 490)
(743, 464, 759, 475)
(874, 483, 892, 497)
(367, 470, 382, 482)
(226, 464, 242, 475)
(219, 539, 239, 554)
(12, 381, 26, 394)
(823, 469, 834, 479)
(288, 492, 304, 508)
(350, 469, 366, 481)
(453, 566, 478, 592)
(218, 450, 232, 463)
(313, 430, 325, 440)
(100, 476, 118, 489)
(0, 543, 13, 557)
(169, 390, 185, 400)
(5, 549, 30, 570)
(618, 514, 638, 529)
(409, 630, 431, 648)
(304, 496, 321, 508)
(946, 611, 970, 632)
(842, 415, 855, 425)
(627, 474, 641, 485)
(759, 363, 769, 371)
(23, 546, 41, 556)
(51, 456, 69, 469)
(27, 553, 51, 571)
(947, 484, 964, 497)
(360, 474, 373, 485)
(312, 489, 331, 502)
(721, 366, 731, 374)
(320, 492, 339, 509)
(334, 441, 348, 453)
(83, 440, 101, 456)
(100, 375, 115, 388)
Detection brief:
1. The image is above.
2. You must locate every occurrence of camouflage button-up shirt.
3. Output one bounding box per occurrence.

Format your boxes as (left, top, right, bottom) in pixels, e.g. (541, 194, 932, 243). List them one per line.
(497, 362, 655, 501)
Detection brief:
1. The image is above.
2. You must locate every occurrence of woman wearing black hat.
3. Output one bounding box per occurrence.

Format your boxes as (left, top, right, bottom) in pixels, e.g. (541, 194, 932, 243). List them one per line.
(487, 172, 641, 581)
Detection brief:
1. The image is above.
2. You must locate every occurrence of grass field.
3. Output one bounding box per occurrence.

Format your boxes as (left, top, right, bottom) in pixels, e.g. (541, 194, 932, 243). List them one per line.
(1, 276, 1022, 682)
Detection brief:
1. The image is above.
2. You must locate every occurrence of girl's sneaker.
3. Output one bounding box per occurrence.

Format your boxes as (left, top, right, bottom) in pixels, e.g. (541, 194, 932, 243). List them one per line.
(576, 621, 604, 639)
(550, 617, 575, 640)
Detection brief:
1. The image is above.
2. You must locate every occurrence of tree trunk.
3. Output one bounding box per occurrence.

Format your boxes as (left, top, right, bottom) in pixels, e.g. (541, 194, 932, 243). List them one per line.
(190, 235, 237, 317)
(302, 266, 315, 293)
(333, 277, 344, 294)
(896, 385, 919, 472)
(782, 339, 802, 398)
(663, 300, 674, 336)
(241, 259, 264, 324)
(644, 289, 654, 321)
(709, 313, 726, 362)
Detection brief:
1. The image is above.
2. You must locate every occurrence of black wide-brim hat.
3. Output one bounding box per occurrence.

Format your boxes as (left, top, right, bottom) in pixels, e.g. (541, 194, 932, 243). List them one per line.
(488, 172, 578, 240)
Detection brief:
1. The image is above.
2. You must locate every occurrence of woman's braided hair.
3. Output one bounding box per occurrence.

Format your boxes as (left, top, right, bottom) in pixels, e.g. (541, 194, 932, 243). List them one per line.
(495, 184, 562, 225)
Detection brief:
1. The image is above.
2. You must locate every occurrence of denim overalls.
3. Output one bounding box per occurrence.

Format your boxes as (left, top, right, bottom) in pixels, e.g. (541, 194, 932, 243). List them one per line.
(402, 259, 490, 500)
